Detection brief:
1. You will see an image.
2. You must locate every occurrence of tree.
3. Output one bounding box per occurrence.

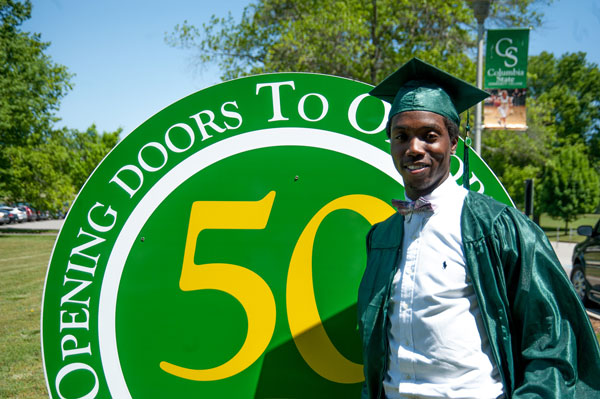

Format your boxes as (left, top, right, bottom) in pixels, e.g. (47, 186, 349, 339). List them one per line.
(166, 0, 550, 85)
(538, 144, 600, 230)
(0, 0, 72, 147)
(0, 139, 75, 211)
(481, 95, 556, 213)
(528, 51, 600, 148)
(0, 0, 73, 207)
(0, 126, 120, 211)
(483, 52, 600, 216)
(64, 125, 121, 190)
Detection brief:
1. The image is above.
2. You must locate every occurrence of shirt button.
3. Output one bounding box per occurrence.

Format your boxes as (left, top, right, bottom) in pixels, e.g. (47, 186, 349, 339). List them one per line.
(404, 373, 411, 380)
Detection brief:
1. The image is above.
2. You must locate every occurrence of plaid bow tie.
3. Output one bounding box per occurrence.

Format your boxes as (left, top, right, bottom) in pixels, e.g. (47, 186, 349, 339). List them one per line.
(392, 197, 434, 216)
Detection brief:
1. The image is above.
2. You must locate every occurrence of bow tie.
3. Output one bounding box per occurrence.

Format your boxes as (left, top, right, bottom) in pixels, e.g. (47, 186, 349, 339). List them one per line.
(392, 197, 434, 216)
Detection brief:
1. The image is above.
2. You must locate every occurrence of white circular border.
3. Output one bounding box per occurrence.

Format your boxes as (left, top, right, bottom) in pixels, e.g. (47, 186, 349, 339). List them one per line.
(98, 127, 403, 398)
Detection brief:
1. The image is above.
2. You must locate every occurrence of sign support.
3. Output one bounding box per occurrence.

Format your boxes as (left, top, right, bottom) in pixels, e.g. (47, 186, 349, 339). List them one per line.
(474, 21, 485, 154)
(470, 0, 492, 154)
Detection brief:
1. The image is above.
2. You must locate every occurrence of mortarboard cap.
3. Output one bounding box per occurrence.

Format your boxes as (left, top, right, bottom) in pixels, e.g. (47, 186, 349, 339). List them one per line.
(369, 57, 489, 125)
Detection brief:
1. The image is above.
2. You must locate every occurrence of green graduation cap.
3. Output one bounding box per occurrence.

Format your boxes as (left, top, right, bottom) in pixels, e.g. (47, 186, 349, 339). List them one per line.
(369, 57, 489, 125)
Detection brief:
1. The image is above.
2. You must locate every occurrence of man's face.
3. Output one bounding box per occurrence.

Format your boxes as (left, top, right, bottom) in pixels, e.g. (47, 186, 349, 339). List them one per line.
(389, 111, 458, 200)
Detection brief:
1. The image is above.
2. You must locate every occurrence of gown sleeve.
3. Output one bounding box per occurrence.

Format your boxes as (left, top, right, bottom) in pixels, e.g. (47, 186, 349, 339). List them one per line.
(494, 208, 600, 398)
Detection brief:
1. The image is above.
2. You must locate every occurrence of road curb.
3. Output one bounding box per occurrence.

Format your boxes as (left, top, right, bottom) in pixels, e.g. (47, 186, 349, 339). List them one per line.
(587, 309, 600, 321)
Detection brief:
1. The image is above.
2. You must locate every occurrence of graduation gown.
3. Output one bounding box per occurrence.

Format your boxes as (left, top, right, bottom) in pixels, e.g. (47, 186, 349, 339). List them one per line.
(357, 191, 600, 399)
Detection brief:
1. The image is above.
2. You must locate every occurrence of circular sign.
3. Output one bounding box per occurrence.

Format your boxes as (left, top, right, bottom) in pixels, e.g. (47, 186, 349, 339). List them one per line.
(41, 73, 512, 399)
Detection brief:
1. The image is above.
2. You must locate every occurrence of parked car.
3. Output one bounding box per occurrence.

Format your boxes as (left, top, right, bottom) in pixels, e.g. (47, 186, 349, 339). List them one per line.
(0, 209, 9, 225)
(51, 210, 65, 219)
(0, 206, 25, 223)
(13, 207, 26, 222)
(18, 205, 35, 222)
(35, 209, 50, 220)
(0, 207, 15, 223)
(571, 219, 600, 304)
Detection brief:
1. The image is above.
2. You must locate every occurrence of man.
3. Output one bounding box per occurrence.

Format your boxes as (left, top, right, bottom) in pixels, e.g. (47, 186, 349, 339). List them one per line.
(357, 58, 600, 399)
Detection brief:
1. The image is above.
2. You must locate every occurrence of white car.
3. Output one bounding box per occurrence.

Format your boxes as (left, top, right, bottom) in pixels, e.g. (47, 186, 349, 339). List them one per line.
(0, 206, 26, 223)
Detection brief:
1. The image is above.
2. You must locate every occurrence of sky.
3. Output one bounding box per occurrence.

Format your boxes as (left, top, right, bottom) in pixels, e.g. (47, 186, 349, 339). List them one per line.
(22, 0, 600, 138)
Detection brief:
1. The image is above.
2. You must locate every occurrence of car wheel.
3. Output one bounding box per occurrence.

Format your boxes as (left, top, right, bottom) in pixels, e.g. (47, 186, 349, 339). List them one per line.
(570, 267, 588, 304)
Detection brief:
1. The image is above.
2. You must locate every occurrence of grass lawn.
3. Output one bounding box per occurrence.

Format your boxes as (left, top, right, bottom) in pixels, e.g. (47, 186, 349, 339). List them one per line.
(539, 213, 600, 243)
(0, 234, 56, 399)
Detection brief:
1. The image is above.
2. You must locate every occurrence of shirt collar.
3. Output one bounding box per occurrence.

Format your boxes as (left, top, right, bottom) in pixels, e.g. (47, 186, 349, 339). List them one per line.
(405, 176, 463, 211)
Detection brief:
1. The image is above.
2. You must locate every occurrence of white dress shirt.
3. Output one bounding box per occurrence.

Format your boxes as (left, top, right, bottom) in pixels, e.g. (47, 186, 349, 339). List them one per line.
(384, 177, 504, 399)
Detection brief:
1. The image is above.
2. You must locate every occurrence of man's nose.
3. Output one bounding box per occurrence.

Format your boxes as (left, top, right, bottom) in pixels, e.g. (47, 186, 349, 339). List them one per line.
(406, 137, 425, 155)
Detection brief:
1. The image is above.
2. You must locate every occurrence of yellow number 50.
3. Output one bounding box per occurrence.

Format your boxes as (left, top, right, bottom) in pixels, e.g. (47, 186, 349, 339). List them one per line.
(160, 191, 394, 383)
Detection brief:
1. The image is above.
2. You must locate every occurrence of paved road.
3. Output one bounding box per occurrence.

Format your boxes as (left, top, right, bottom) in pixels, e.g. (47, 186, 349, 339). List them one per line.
(0, 218, 64, 231)
(550, 241, 576, 277)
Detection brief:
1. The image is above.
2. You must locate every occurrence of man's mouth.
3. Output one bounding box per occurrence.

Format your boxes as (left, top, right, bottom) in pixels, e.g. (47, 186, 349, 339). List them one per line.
(404, 164, 429, 172)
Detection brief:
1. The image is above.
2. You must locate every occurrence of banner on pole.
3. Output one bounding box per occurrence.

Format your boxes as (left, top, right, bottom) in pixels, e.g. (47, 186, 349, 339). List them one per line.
(485, 28, 529, 89)
(484, 28, 529, 130)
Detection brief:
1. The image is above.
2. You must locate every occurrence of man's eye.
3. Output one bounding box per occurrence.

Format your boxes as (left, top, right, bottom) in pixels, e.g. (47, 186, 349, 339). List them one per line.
(394, 132, 408, 141)
(426, 132, 439, 141)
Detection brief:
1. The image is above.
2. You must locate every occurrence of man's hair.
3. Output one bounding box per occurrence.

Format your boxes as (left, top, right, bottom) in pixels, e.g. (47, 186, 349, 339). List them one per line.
(444, 117, 459, 143)
(385, 114, 460, 143)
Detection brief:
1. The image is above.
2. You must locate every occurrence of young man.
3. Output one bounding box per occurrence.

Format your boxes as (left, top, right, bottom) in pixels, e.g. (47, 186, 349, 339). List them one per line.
(357, 58, 600, 399)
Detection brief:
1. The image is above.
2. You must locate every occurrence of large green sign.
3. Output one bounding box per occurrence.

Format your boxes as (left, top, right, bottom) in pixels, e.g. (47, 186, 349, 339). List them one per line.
(41, 73, 512, 399)
(485, 28, 530, 89)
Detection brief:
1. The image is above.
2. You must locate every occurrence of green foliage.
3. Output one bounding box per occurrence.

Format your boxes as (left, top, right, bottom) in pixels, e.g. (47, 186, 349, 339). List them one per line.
(590, 134, 600, 175)
(0, 0, 72, 147)
(538, 144, 600, 229)
(1, 140, 74, 211)
(487, 0, 550, 28)
(528, 52, 600, 146)
(483, 52, 600, 217)
(481, 96, 556, 211)
(63, 125, 120, 190)
(166, 0, 548, 85)
(0, 127, 120, 211)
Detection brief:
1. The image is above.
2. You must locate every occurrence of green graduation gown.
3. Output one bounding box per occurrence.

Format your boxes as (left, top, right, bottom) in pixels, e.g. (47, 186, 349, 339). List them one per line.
(357, 191, 600, 399)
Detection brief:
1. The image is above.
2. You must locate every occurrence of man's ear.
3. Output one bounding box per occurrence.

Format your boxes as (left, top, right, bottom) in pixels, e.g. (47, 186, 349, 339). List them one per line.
(450, 136, 458, 155)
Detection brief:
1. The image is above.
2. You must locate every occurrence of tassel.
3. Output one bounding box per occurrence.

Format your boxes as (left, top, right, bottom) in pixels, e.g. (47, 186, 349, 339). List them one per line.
(463, 110, 471, 190)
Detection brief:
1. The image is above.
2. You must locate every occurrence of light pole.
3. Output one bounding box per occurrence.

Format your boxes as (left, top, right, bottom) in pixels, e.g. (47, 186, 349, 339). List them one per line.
(470, 0, 492, 154)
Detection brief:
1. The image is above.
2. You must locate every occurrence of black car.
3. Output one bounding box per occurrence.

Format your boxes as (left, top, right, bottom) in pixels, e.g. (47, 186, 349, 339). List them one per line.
(571, 219, 600, 304)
